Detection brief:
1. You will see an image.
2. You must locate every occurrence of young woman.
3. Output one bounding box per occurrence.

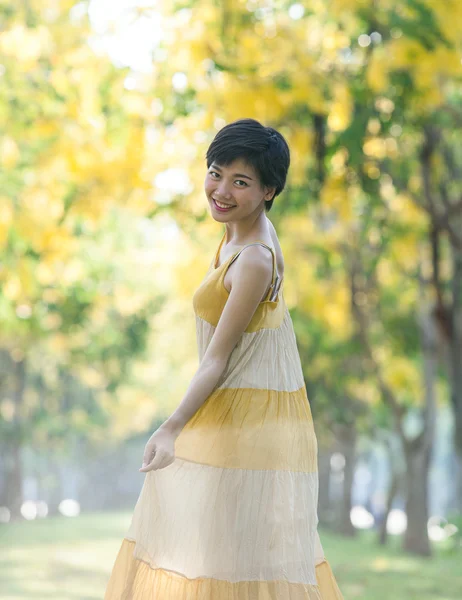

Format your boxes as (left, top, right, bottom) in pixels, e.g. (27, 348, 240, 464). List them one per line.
(104, 118, 344, 599)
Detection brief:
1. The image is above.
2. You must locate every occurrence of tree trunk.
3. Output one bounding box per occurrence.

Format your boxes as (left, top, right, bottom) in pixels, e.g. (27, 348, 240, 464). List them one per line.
(453, 449, 462, 515)
(403, 439, 432, 555)
(403, 301, 437, 556)
(379, 435, 402, 546)
(333, 423, 357, 537)
(4, 357, 26, 520)
(349, 248, 437, 555)
(449, 246, 462, 513)
(379, 469, 399, 545)
(5, 442, 23, 519)
(317, 447, 332, 527)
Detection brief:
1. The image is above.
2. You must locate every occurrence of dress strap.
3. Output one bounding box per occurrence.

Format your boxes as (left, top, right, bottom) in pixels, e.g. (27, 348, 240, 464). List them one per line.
(227, 241, 277, 302)
(213, 231, 227, 268)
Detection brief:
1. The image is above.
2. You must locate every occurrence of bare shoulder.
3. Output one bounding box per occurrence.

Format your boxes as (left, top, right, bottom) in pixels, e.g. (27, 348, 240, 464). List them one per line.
(224, 243, 273, 295)
(233, 243, 273, 280)
(201, 245, 273, 363)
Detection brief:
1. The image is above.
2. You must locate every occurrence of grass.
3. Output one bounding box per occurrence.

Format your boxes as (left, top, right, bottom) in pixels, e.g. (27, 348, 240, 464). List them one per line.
(0, 511, 460, 599)
(321, 527, 461, 600)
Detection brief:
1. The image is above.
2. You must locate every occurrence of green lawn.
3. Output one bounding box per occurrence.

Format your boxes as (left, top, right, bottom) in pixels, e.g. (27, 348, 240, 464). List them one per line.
(0, 511, 460, 599)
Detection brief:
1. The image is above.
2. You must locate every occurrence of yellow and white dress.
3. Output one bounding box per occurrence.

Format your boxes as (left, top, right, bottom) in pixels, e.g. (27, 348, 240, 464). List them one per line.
(104, 231, 344, 599)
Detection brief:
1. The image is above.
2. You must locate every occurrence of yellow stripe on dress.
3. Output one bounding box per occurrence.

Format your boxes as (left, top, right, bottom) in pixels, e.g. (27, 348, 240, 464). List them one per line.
(104, 538, 344, 599)
(193, 261, 286, 332)
(175, 386, 318, 472)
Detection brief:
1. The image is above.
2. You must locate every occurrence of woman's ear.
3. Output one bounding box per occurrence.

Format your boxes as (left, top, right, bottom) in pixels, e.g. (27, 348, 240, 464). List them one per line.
(264, 186, 276, 201)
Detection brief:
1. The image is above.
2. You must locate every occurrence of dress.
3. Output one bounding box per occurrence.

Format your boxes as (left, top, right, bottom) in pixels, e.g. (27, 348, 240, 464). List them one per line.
(104, 230, 344, 599)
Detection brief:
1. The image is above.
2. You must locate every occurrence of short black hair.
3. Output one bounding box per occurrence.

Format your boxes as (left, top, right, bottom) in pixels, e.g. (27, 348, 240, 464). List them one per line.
(205, 118, 290, 212)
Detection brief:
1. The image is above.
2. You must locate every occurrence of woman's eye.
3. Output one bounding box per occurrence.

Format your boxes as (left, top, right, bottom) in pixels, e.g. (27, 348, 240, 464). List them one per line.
(209, 172, 247, 187)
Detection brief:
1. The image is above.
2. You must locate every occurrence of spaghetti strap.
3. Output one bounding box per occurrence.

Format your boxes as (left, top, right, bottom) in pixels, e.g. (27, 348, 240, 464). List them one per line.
(213, 231, 227, 269)
(227, 241, 277, 302)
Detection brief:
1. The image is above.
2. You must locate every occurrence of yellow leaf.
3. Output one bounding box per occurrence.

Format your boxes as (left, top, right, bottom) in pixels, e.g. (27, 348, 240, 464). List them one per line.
(0, 137, 20, 168)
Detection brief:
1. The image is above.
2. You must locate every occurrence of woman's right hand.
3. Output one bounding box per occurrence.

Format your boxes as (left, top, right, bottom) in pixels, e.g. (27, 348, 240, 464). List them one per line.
(138, 425, 179, 473)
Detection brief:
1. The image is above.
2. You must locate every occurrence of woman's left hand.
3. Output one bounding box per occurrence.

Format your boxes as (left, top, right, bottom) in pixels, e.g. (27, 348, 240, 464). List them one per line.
(139, 425, 179, 473)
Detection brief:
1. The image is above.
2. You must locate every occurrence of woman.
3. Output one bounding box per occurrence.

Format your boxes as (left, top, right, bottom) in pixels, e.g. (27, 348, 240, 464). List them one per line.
(104, 118, 344, 599)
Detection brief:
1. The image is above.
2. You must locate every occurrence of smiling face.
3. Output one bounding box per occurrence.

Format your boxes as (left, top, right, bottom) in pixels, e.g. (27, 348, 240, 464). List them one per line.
(204, 158, 275, 221)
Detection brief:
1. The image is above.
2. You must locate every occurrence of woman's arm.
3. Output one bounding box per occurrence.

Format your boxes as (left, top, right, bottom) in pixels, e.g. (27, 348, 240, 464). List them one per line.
(139, 244, 274, 472)
(138, 238, 278, 472)
(161, 244, 273, 435)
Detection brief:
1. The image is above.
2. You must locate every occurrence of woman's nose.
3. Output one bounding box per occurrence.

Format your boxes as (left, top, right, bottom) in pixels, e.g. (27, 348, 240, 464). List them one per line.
(216, 183, 233, 198)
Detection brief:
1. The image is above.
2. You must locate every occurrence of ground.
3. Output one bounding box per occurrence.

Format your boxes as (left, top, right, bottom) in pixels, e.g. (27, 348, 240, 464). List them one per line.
(0, 511, 460, 599)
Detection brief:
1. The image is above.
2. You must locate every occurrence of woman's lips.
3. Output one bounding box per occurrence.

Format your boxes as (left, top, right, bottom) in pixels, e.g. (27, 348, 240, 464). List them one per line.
(212, 198, 236, 212)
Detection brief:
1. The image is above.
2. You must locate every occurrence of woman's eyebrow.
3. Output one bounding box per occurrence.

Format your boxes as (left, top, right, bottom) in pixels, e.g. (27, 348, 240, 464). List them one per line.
(210, 165, 254, 180)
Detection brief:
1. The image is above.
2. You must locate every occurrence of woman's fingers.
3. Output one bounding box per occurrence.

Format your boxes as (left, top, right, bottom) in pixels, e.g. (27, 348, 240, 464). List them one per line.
(139, 449, 173, 473)
(149, 451, 165, 471)
(141, 442, 155, 469)
(139, 428, 177, 473)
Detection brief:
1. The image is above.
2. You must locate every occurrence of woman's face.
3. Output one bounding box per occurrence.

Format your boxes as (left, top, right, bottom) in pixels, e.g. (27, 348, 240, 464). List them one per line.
(204, 158, 274, 221)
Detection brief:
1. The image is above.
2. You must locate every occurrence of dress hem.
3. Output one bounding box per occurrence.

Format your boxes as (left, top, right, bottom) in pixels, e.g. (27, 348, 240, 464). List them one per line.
(104, 538, 344, 599)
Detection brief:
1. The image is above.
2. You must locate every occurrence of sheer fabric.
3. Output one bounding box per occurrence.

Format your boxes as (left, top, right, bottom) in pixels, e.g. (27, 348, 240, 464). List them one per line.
(104, 231, 344, 599)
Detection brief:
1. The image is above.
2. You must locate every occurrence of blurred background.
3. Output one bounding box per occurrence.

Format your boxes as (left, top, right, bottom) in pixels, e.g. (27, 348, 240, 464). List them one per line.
(1, 1, 462, 598)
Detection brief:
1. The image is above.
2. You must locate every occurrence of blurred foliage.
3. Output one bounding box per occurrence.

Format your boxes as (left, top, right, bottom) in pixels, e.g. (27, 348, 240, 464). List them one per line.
(0, 0, 461, 529)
